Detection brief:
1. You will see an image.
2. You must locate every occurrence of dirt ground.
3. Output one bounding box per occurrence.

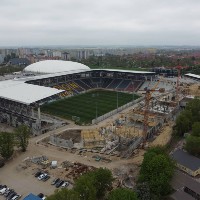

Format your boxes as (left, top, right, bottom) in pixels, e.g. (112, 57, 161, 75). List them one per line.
(0, 124, 144, 199)
(150, 123, 173, 147)
(188, 83, 200, 96)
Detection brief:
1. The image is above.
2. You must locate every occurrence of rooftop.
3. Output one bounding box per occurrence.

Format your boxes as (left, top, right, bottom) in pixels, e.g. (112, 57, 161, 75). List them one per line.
(24, 60, 90, 74)
(93, 68, 155, 74)
(23, 193, 42, 200)
(185, 73, 200, 79)
(0, 80, 63, 105)
(171, 149, 200, 171)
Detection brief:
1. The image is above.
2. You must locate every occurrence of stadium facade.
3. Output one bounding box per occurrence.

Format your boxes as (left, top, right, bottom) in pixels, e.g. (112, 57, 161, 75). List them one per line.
(0, 60, 155, 135)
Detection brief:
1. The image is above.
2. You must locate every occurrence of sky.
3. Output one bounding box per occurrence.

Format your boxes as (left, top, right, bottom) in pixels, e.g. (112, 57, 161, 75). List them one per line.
(0, 0, 200, 46)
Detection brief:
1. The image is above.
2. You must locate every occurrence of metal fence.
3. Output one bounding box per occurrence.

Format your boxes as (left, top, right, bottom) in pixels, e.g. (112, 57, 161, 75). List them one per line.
(92, 96, 144, 124)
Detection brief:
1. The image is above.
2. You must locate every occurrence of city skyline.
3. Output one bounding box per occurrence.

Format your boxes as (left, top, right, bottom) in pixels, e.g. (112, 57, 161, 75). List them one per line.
(0, 0, 200, 46)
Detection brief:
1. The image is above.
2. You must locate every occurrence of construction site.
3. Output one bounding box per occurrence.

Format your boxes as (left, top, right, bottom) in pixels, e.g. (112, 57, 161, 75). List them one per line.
(40, 75, 187, 158)
(1, 66, 200, 197)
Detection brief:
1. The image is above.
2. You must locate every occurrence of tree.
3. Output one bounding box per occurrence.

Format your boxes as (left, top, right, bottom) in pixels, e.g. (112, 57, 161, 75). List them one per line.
(92, 168, 113, 198)
(192, 122, 200, 137)
(15, 125, 30, 152)
(186, 98, 200, 122)
(175, 113, 191, 136)
(136, 182, 151, 200)
(138, 147, 174, 199)
(185, 135, 200, 156)
(47, 189, 80, 200)
(0, 132, 14, 159)
(107, 188, 138, 200)
(74, 174, 96, 200)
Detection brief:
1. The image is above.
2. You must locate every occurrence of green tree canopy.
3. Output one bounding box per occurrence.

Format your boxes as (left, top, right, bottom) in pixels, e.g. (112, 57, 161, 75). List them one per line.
(15, 124, 30, 152)
(175, 112, 191, 136)
(0, 132, 14, 159)
(47, 189, 80, 200)
(138, 147, 174, 199)
(136, 182, 151, 200)
(186, 98, 200, 122)
(185, 135, 200, 156)
(107, 188, 138, 200)
(74, 174, 96, 200)
(192, 122, 200, 137)
(91, 167, 113, 198)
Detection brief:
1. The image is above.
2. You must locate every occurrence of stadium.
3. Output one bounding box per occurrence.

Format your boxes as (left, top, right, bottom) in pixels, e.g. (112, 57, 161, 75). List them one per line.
(0, 60, 177, 136)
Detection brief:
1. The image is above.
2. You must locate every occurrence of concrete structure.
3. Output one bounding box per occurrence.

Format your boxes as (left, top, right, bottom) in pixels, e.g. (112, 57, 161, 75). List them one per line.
(172, 149, 200, 177)
(61, 52, 70, 60)
(0, 60, 155, 135)
(8, 58, 30, 66)
(52, 50, 62, 58)
(0, 54, 4, 64)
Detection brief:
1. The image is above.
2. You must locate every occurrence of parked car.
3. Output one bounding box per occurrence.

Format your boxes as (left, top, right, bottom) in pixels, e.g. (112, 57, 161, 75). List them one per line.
(0, 185, 6, 190)
(56, 180, 64, 188)
(38, 173, 48, 181)
(6, 192, 16, 200)
(4, 189, 13, 197)
(37, 193, 46, 200)
(42, 175, 50, 182)
(61, 181, 69, 188)
(0, 186, 8, 195)
(34, 171, 42, 178)
(51, 178, 60, 185)
(11, 195, 21, 200)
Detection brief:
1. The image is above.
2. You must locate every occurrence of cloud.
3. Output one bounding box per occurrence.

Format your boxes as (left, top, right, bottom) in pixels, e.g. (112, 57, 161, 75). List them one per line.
(0, 0, 200, 46)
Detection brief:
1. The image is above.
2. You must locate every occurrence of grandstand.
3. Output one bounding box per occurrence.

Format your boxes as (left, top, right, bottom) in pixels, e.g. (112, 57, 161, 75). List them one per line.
(0, 60, 156, 135)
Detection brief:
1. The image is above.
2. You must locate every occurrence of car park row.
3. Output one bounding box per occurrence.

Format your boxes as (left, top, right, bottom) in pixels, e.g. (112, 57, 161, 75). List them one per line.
(0, 185, 21, 200)
(34, 170, 70, 189)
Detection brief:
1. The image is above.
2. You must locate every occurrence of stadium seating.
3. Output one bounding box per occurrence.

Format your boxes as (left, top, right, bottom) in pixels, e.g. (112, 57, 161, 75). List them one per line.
(138, 81, 173, 91)
(116, 79, 131, 90)
(53, 81, 85, 97)
(107, 79, 123, 89)
(125, 81, 143, 92)
(74, 79, 91, 90)
(81, 79, 94, 88)
(101, 78, 113, 88)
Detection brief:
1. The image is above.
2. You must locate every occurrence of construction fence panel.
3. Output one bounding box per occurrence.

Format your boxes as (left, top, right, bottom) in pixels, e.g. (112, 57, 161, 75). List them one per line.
(92, 96, 144, 124)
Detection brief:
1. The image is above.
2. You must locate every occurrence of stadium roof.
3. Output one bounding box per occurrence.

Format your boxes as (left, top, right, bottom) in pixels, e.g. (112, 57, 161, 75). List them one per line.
(0, 80, 63, 105)
(185, 73, 200, 79)
(93, 69, 155, 74)
(24, 60, 90, 74)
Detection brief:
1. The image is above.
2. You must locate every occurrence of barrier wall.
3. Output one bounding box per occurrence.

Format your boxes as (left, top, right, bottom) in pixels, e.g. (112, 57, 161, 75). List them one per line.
(92, 96, 144, 124)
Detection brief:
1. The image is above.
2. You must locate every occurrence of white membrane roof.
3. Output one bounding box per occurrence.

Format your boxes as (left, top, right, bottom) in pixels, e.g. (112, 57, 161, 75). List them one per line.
(185, 73, 200, 79)
(24, 60, 90, 74)
(93, 69, 155, 74)
(0, 80, 63, 105)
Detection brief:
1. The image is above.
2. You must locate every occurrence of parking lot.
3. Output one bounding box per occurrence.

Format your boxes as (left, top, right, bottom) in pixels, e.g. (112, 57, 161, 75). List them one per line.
(0, 125, 144, 199)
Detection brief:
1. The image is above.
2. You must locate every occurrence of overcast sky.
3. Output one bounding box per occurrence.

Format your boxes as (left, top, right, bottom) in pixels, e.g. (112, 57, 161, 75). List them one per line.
(0, 0, 200, 46)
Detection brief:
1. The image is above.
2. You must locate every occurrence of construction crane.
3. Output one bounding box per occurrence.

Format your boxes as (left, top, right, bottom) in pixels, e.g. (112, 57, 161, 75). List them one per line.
(142, 78, 163, 140)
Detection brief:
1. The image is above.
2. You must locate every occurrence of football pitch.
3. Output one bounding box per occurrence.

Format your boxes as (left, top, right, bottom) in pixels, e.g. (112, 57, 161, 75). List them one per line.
(41, 90, 139, 124)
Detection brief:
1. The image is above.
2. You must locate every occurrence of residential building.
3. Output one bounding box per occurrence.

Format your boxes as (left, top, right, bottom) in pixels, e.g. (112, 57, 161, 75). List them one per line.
(171, 149, 200, 177)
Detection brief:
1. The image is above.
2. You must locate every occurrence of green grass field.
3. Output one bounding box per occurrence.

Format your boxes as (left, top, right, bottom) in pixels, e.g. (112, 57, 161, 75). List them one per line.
(41, 90, 139, 124)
